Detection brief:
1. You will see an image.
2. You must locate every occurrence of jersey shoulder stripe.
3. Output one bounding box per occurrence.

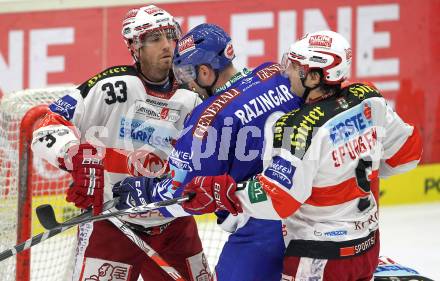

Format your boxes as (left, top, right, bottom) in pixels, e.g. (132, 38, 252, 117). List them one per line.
(273, 83, 382, 158)
(77, 65, 138, 98)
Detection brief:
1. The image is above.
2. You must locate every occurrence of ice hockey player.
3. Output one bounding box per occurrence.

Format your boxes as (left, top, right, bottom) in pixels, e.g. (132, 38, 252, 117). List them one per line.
(31, 5, 210, 281)
(180, 30, 423, 280)
(112, 23, 303, 281)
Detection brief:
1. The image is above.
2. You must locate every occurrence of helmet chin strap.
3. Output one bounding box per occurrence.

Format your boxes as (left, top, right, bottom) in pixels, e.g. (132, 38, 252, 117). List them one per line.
(300, 72, 320, 103)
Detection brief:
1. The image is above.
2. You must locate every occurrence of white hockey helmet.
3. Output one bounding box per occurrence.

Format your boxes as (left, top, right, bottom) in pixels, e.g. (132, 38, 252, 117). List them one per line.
(121, 8, 139, 45)
(121, 5, 181, 59)
(281, 30, 352, 84)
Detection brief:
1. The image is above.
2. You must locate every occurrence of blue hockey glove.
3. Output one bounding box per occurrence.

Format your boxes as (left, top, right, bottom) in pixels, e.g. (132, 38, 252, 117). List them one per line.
(112, 177, 157, 210)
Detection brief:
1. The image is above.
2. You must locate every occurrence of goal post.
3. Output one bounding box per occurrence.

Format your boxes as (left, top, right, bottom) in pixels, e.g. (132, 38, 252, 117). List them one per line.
(0, 87, 228, 281)
(0, 88, 79, 281)
(17, 105, 50, 281)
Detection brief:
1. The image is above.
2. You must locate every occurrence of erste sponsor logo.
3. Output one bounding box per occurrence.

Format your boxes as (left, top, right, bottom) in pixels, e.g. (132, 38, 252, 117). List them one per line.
(328, 102, 373, 145)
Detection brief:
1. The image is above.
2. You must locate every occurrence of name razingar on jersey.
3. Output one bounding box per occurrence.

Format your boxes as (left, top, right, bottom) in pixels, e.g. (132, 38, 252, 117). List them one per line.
(234, 84, 294, 125)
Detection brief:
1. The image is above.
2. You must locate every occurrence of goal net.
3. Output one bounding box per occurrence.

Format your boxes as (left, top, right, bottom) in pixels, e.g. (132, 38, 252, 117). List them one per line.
(0, 87, 228, 281)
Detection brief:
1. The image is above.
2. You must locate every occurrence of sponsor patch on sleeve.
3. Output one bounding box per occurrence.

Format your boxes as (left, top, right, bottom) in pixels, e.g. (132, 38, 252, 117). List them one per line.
(49, 95, 77, 120)
(248, 179, 268, 204)
(263, 156, 296, 189)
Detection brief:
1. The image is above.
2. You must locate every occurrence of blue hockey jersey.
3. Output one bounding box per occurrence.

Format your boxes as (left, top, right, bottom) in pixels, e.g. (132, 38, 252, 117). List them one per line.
(148, 62, 302, 281)
(152, 62, 303, 217)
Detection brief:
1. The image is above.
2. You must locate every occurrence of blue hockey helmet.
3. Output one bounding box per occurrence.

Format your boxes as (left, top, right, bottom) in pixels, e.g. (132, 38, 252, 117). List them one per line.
(172, 23, 235, 84)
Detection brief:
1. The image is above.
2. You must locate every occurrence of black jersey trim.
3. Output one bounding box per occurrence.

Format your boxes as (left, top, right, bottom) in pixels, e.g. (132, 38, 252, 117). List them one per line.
(77, 65, 138, 98)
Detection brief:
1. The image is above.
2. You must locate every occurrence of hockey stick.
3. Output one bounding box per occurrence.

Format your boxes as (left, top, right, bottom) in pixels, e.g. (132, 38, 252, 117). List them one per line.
(0, 198, 117, 262)
(107, 216, 186, 281)
(36, 194, 193, 229)
(36, 195, 192, 281)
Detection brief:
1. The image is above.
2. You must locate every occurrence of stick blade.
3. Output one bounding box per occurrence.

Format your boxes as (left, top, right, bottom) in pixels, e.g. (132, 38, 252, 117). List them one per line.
(36, 204, 60, 230)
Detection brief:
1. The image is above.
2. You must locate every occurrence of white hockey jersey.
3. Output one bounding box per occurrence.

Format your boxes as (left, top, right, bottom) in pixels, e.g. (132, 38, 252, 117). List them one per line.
(32, 65, 201, 228)
(236, 82, 422, 246)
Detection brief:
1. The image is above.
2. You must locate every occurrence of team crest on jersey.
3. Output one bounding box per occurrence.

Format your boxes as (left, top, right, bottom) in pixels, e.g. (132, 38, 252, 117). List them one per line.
(336, 97, 349, 109)
(81, 258, 132, 281)
(49, 95, 77, 120)
(264, 156, 296, 189)
(126, 149, 168, 177)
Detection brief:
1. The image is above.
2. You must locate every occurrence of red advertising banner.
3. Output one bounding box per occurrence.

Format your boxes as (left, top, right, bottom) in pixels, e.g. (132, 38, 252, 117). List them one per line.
(0, 0, 439, 163)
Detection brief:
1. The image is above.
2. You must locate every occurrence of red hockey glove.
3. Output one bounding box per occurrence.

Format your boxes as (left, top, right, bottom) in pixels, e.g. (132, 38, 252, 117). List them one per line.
(182, 174, 243, 215)
(65, 144, 104, 215)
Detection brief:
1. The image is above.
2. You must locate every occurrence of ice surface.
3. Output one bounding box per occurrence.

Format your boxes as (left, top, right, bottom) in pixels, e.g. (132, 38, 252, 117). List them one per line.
(380, 202, 440, 280)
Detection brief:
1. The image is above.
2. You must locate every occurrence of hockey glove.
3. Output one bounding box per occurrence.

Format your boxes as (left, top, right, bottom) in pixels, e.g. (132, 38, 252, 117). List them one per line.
(65, 144, 104, 215)
(182, 174, 243, 215)
(112, 177, 156, 210)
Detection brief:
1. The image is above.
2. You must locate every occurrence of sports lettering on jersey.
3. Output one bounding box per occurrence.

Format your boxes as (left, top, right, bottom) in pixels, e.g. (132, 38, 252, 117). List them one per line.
(255, 63, 282, 81)
(348, 84, 378, 100)
(87, 66, 129, 87)
(193, 88, 240, 139)
(275, 106, 325, 157)
(234, 84, 294, 125)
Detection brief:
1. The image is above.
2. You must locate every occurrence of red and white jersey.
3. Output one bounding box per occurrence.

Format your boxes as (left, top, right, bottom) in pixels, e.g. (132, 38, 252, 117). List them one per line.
(236, 83, 422, 244)
(31, 65, 201, 228)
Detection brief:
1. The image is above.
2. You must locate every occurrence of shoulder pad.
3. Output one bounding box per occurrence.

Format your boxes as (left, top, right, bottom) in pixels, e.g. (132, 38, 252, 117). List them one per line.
(77, 65, 137, 98)
(343, 82, 382, 100)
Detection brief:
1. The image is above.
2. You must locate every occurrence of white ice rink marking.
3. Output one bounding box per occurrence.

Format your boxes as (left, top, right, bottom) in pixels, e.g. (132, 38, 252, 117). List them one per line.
(380, 202, 440, 280)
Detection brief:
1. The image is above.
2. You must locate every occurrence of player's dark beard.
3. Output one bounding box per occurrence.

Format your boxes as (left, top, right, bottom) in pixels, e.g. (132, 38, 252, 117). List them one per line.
(139, 59, 169, 83)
